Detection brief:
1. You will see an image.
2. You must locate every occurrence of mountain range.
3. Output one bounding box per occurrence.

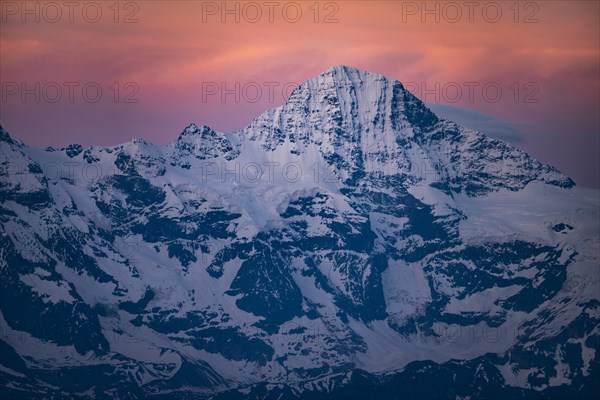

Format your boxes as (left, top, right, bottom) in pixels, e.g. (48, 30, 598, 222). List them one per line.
(1, 65, 598, 399)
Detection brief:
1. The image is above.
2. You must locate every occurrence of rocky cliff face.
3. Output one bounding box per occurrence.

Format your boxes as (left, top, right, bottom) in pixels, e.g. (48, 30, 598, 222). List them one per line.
(0, 66, 597, 399)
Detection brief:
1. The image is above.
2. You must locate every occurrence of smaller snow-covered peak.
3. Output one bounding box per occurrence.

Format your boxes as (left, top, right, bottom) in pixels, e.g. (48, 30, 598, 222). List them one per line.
(0, 124, 8, 139)
(0, 125, 23, 147)
(177, 123, 216, 140)
(171, 123, 239, 161)
(130, 137, 149, 146)
(174, 123, 226, 147)
(65, 144, 83, 158)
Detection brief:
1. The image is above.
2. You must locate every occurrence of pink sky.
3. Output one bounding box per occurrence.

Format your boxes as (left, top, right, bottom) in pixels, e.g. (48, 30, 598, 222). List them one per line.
(1, 1, 598, 187)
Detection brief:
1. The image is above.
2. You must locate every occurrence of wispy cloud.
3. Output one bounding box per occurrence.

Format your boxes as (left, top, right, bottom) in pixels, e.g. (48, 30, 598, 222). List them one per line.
(426, 103, 533, 144)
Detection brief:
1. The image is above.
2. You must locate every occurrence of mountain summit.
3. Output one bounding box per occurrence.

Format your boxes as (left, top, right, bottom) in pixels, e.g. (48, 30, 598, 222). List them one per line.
(241, 65, 573, 193)
(0, 67, 597, 399)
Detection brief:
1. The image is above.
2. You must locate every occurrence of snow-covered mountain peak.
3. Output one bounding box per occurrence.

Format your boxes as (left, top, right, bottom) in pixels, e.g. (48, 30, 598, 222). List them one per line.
(177, 123, 215, 139)
(238, 67, 572, 193)
(239, 66, 424, 182)
(302, 64, 396, 96)
(170, 123, 239, 162)
(283, 65, 414, 131)
(0, 124, 23, 147)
